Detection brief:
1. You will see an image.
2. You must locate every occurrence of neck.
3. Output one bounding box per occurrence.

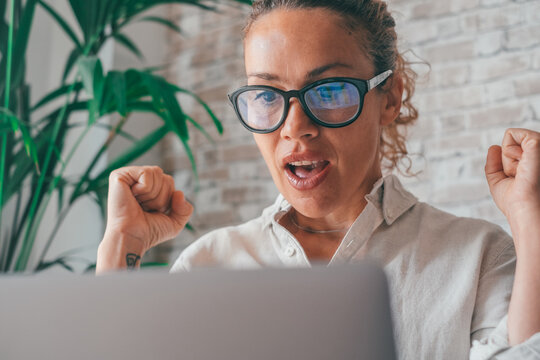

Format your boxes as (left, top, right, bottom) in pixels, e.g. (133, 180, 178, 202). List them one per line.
(289, 211, 350, 234)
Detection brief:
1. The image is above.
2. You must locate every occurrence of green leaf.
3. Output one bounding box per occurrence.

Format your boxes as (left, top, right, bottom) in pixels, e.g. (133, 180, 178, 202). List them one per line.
(180, 135, 197, 182)
(68, 0, 92, 44)
(32, 82, 84, 111)
(90, 184, 108, 220)
(93, 62, 105, 107)
(186, 114, 214, 144)
(38, 0, 83, 52)
(84, 263, 97, 273)
(102, 71, 127, 117)
(176, 87, 223, 134)
(0, 0, 38, 98)
(140, 262, 169, 267)
(62, 48, 81, 83)
(185, 222, 195, 232)
(0, 107, 39, 171)
(36, 257, 74, 272)
(57, 178, 65, 214)
(88, 125, 169, 190)
(124, 70, 153, 100)
(0, 122, 11, 134)
(126, 100, 156, 113)
(15, 191, 50, 271)
(77, 56, 104, 124)
(137, 16, 182, 34)
(142, 73, 188, 141)
(76, 58, 95, 94)
(37, 101, 88, 126)
(0, 1, 6, 27)
(5, 130, 51, 201)
(113, 33, 143, 60)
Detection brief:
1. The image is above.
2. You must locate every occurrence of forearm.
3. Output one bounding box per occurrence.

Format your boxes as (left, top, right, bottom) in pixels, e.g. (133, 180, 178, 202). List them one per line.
(507, 206, 540, 345)
(96, 231, 146, 274)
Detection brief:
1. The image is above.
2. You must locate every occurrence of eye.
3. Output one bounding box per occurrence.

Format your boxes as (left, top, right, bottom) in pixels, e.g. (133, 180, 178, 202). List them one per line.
(254, 90, 278, 104)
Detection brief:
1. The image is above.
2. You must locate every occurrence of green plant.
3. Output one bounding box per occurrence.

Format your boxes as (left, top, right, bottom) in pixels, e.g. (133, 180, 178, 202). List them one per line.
(0, 0, 250, 273)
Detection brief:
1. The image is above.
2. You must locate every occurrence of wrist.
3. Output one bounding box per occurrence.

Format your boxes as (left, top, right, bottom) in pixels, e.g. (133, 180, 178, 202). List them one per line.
(506, 204, 540, 255)
(96, 231, 147, 274)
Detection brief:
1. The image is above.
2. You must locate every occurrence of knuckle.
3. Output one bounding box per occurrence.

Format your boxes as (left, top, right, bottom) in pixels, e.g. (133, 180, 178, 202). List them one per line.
(109, 170, 122, 182)
(529, 137, 540, 149)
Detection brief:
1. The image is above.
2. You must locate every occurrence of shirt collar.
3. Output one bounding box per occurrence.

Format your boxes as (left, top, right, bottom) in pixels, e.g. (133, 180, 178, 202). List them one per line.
(366, 174, 418, 225)
(264, 174, 417, 228)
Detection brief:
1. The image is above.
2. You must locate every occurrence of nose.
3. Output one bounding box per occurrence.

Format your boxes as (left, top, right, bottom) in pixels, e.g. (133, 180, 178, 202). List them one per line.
(280, 99, 320, 141)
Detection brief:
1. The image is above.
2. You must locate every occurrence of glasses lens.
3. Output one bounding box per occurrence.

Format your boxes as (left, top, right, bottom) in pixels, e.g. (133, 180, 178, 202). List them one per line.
(304, 82, 361, 124)
(236, 89, 285, 131)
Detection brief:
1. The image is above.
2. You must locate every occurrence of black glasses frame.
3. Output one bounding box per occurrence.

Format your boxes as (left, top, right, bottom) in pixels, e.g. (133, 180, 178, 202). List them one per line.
(228, 70, 393, 134)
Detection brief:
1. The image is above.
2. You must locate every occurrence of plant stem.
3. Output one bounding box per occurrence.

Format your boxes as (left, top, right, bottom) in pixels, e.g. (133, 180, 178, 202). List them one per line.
(39, 112, 129, 265)
(6, 90, 79, 271)
(36, 121, 94, 264)
(0, 0, 16, 246)
(14, 80, 80, 271)
(16, 105, 94, 271)
(1, 187, 21, 270)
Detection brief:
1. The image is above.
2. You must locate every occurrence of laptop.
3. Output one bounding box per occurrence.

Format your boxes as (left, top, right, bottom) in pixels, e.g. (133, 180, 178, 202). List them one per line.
(0, 262, 397, 360)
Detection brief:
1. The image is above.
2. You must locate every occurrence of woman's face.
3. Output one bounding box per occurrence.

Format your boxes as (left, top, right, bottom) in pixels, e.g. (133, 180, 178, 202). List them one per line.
(244, 8, 399, 224)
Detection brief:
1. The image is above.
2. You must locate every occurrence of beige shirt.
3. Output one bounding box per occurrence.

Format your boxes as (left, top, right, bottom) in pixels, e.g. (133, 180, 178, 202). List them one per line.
(171, 175, 540, 359)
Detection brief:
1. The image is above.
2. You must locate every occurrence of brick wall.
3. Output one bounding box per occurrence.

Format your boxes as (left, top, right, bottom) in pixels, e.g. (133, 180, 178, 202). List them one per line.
(161, 0, 540, 261)
(393, 0, 540, 231)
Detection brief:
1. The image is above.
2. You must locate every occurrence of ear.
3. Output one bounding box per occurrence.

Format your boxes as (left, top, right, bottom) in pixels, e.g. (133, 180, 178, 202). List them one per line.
(379, 73, 404, 126)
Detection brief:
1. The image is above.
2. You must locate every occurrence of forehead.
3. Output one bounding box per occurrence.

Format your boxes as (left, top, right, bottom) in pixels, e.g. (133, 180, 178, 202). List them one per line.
(244, 8, 374, 83)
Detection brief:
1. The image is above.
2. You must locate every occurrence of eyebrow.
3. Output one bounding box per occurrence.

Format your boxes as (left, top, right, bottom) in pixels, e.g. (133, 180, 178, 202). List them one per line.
(306, 62, 352, 80)
(247, 62, 352, 82)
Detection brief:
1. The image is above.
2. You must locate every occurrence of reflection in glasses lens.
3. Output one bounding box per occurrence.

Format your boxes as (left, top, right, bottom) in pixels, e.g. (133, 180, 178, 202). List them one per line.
(238, 90, 285, 130)
(235, 81, 362, 131)
(304, 82, 360, 124)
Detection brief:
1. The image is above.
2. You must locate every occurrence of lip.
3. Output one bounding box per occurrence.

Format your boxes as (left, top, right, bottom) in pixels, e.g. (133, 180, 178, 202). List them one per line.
(282, 151, 331, 191)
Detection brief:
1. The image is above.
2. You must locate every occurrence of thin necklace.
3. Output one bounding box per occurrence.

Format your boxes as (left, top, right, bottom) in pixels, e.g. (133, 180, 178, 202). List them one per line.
(289, 212, 349, 234)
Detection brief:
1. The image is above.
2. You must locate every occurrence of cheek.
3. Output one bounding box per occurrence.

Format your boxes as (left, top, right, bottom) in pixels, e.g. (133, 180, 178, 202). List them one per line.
(253, 134, 279, 171)
(335, 114, 382, 167)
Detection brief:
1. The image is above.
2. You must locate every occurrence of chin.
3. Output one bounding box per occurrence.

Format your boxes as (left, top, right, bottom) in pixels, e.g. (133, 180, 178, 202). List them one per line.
(282, 191, 335, 219)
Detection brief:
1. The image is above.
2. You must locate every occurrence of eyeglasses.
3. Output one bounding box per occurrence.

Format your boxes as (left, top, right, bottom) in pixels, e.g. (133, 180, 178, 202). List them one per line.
(228, 70, 393, 134)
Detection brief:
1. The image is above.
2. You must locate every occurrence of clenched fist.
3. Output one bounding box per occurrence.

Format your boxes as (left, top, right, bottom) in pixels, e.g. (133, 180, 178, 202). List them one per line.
(485, 128, 540, 242)
(97, 166, 193, 273)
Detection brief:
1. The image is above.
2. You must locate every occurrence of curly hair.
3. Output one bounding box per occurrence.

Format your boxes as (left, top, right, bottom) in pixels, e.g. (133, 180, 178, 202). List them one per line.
(244, 0, 419, 175)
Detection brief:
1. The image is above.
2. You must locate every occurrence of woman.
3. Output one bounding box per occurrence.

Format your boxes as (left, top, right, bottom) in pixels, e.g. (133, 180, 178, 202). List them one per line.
(97, 0, 540, 358)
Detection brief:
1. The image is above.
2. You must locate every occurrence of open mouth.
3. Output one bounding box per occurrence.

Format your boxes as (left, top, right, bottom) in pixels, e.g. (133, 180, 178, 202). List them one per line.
(284, 159, 331, 190)
(287, 160, 329, 179)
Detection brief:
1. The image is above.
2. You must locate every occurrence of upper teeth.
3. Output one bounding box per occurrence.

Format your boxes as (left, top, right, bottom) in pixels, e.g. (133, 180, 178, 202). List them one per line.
(289, 161, 321, 166)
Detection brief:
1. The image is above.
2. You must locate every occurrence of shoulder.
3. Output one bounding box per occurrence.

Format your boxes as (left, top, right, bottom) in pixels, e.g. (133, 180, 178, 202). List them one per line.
(406, 201, 515, 271)
(385, 175, 512, 245)
(412, 201, 511, 244)
(383, 176, 514, 265)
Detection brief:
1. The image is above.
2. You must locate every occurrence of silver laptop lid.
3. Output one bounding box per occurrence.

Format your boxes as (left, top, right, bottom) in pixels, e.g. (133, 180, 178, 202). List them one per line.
(0, 262, 396, 360)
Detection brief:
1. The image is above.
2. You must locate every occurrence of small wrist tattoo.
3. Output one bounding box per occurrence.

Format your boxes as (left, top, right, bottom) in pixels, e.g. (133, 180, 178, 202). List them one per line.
(126, 253, 141, 270)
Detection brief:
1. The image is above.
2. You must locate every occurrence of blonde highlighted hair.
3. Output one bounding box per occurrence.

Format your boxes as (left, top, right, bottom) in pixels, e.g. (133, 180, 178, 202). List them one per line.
(245, 0, 419, 175)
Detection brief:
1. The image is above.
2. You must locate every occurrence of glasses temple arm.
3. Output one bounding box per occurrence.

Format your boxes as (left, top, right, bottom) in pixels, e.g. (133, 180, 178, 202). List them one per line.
(367, 70, 393, 91)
